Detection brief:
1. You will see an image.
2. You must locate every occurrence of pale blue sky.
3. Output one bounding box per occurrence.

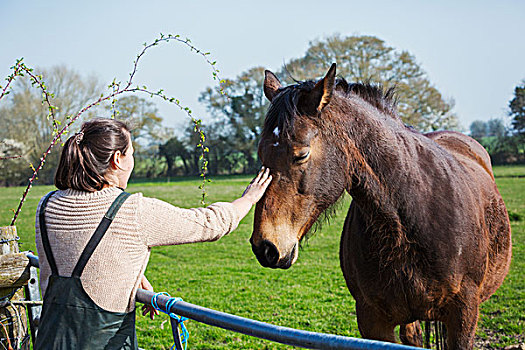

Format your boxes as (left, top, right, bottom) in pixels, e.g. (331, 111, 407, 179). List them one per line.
(1, 0, 524, 131)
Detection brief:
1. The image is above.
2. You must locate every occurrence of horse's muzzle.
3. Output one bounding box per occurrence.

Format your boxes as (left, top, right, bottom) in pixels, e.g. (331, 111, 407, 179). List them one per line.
(251, 239, 296, 269)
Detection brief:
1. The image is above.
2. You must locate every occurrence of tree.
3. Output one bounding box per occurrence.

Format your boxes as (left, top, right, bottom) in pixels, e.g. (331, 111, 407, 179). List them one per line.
(0, 139, 30, 186)
(494, 80, 525, 164)
(199, 67, 267, 174)
(108, 95, 169, 178)
(159, 136, 191, 176)
(470, 120, 487, 140)
(109, 95, 165, 145)
(204, 120, 244, 175)
(470, 118, 512, 163)
(509, 80, 525, 135)
(487, 118, 505, 138)
(0, 65, 102, 184)
(284, 34, 459, 131)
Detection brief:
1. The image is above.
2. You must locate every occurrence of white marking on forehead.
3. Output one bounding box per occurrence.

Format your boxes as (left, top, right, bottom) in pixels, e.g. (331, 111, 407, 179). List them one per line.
(273, 126, 280, 137)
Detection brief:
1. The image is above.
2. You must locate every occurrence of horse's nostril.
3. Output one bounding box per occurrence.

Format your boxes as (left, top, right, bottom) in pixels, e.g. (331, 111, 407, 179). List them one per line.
(252, 239, 280, 268)
(262, 240, 279, 266)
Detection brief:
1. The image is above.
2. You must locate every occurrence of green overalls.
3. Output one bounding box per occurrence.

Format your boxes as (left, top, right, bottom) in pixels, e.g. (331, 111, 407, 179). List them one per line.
(35, 190, 138, 350)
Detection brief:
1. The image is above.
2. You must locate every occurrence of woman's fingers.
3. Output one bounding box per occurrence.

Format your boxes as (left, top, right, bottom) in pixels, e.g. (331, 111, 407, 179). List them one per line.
(259, 167, 269, 182)
(254, 167, 270, 184)
(142, 305, 150, 317)
(150, 307, 158, 320)
(241, 167, 272, 204)
(262, 174, 272, 187)
(253, 166, 265, 184)
(142, 305, 159, 320)
(252, 168, 270, 188)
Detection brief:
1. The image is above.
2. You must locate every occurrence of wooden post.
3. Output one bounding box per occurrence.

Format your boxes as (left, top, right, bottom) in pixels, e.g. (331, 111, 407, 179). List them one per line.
(0, 226, 29, 349)
(24, 257, 41, 347)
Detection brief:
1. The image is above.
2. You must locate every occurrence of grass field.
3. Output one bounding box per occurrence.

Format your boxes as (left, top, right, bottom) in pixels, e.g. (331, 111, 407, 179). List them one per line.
(0, 166, 523, 349)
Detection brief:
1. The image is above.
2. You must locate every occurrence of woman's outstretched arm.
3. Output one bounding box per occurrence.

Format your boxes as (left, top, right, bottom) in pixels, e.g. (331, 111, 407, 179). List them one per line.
(137, 167, 272, 247)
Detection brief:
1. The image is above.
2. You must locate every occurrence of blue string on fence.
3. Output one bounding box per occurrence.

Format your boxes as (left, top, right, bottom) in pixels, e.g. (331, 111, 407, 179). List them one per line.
(151, 292, 189, 350)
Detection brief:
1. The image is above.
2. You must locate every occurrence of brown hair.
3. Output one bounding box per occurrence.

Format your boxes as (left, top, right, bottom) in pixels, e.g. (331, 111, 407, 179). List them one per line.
(55, 118, 131, 192)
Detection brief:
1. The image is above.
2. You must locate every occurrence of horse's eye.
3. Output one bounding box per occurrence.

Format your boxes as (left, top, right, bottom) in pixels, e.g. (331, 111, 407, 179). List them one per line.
(293, 151, 310, 164)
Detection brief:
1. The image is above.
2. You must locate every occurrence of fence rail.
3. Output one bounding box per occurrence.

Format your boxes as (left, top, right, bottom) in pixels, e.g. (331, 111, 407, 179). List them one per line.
(27, 252, 421, 350)
(136, 289, 420, 350)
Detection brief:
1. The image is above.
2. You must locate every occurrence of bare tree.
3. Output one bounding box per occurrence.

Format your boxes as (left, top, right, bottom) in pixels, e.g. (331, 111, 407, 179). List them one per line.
(0, 65, 102, 184)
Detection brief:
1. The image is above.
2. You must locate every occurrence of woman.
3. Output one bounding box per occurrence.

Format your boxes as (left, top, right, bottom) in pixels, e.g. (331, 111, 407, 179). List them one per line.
(35, 118, 272, 349)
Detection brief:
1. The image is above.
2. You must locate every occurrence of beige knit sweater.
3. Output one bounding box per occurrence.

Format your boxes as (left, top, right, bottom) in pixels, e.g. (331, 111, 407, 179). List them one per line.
(35, 187, 240, 313)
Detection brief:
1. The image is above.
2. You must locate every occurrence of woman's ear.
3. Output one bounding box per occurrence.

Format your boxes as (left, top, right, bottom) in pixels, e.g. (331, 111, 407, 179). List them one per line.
(111, 150, 123, 170)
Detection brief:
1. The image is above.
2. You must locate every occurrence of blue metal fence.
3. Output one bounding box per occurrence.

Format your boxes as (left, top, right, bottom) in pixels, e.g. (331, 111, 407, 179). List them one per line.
(27, 253, 422, 350)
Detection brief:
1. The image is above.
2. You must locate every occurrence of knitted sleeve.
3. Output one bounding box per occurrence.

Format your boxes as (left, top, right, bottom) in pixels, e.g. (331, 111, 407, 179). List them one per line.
(137, 195, 241, 247)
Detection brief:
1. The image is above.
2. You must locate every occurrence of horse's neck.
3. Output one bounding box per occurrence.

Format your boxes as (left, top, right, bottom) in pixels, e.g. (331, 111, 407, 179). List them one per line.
(342, 108, 416, 229)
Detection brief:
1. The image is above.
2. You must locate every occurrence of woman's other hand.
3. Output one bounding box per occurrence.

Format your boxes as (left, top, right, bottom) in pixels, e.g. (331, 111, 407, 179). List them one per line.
(140, 275, 160, 320)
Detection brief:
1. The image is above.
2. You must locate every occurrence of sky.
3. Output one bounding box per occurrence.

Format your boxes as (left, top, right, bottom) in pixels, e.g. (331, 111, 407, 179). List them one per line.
(1, 0, 524, 132)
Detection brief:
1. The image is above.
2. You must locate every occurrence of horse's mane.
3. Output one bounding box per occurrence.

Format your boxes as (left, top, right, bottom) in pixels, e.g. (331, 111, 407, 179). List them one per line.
(339, 79, 398, 118)
(262, 78, 399, 140)
(261, 83, 305, 140)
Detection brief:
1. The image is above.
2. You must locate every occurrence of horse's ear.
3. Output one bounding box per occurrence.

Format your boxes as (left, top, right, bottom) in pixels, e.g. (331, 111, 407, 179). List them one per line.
(264, 70, 282, 102)
(309, 63, 337, 113)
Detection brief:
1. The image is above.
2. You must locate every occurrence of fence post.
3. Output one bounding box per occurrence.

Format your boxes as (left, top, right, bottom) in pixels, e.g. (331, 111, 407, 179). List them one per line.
(0, 226, 29, 349)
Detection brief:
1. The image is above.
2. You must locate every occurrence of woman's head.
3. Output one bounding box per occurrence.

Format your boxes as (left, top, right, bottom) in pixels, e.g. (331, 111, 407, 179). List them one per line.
(55, 118, 134, 192)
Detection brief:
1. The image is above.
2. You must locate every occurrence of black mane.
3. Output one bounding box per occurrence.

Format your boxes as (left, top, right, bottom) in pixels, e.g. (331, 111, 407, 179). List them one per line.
(261, 83, 307, 140)
(338, 78, 398, 117)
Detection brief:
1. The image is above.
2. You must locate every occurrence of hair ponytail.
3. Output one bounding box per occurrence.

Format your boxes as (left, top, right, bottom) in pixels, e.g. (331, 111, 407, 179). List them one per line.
(55, 118, 130, 192)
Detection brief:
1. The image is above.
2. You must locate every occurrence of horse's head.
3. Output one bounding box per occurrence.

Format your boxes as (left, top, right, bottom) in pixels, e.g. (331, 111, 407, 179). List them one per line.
(251, 64, 348, 269)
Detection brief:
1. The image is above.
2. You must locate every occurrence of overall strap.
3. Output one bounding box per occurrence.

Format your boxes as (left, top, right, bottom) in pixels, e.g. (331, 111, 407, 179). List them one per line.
(71, 191, 131, 278)
(39, 191, 59, 275)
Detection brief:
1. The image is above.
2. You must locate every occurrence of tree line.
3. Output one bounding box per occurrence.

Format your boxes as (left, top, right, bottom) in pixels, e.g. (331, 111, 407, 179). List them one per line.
(163, 34, 462, 178)
(468, 81, 525, 165)
(1, 35, 523, 186)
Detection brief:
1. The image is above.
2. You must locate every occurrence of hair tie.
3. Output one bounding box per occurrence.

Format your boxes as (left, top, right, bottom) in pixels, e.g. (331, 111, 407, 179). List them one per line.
(75, 131, 84, 145)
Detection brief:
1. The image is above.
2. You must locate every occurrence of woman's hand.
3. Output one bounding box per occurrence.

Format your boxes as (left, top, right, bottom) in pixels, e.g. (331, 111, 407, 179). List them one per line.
(231, 167, 272, 220)
(242, 167, 272, 205)
(140, 275, 160, 320)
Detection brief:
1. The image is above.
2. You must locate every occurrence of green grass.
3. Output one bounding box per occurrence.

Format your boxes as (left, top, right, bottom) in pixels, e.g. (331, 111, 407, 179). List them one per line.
(492, 164, 525, 178)
(0, 166, 523, 349)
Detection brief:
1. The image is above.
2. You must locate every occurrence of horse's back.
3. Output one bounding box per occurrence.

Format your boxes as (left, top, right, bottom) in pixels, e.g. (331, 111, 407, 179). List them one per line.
(425, 130, 511, 301)
(425, 130, 494, 180)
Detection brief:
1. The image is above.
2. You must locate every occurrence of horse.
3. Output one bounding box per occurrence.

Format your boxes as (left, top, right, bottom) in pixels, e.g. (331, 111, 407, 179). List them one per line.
(250, 63, 512, 349)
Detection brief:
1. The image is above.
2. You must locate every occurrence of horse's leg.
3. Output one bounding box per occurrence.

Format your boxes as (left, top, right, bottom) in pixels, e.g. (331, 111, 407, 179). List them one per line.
(355, 300, 396, 343)
(399, 321, 423, 347)
(444, 296, 480, 350)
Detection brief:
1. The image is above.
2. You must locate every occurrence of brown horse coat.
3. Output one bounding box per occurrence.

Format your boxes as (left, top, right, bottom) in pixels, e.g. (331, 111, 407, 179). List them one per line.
(251, 64, 512, 349)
